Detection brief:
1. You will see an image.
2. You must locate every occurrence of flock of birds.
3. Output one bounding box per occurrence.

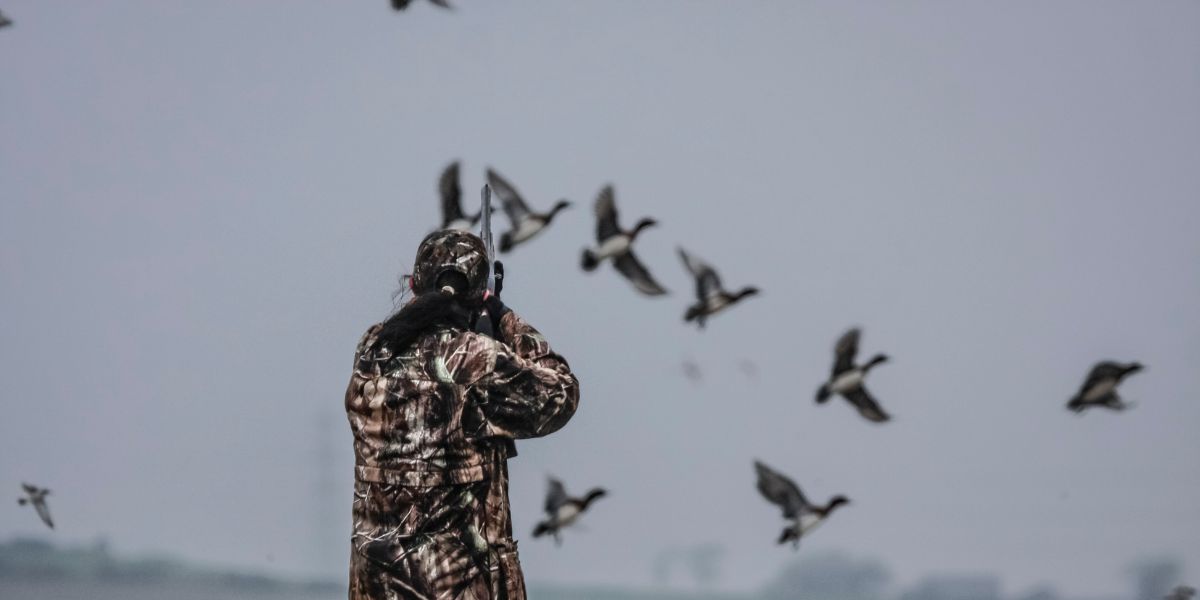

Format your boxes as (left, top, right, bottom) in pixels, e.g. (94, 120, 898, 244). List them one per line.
(2, 5, 1184, 596)
(425, 161, 1152, 552)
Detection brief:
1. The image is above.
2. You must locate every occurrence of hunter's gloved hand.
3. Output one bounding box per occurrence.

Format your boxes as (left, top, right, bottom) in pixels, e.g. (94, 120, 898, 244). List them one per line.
(482, 293, 512, 338)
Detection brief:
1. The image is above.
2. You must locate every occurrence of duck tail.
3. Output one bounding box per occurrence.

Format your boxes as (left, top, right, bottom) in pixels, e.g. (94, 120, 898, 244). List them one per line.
(684, 305, 702, 323)
(816, 384, 831, 403)
(499, 232, 514, 253)
(581, 249, 599, 271)
(532, 521, 553, 538)
(1066, 397, 1085, 413)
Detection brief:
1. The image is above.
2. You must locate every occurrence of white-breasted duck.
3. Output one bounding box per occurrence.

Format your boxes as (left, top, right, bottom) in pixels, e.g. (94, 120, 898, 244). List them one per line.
(437, 161, 479, 231)
(486, 168, 571, 253)
(1067, 361, 1144, 413)
(532, 476, 606, 546)
(815, 328, 891, 423)
(753, 461, 848, 550)
(678, 247, 759, 328)
(18, 482, 54, 530)
(391, 0, 451, 10)
(580, 185, 667, 295)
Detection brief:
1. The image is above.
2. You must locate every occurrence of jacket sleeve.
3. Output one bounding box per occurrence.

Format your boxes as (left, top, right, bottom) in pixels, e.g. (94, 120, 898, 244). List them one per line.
(466, 311, 580, 440)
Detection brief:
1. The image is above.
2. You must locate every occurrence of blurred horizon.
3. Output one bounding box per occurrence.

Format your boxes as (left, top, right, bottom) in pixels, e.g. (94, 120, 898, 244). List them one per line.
(2, 1, 1198, 597)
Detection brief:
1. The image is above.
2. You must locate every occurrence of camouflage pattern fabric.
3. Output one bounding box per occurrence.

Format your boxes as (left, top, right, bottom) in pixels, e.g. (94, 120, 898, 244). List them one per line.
(411, 229, 491, 298)
(346, 309, 579, 600)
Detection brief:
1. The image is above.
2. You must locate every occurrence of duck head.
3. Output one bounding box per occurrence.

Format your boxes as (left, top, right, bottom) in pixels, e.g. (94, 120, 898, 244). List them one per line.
(734, 286, 760, 300)
(825, 495, 850, 513)
(864, 354, 889, 370)
(546, 199, 572, 221)
(630, 218, 658, 238)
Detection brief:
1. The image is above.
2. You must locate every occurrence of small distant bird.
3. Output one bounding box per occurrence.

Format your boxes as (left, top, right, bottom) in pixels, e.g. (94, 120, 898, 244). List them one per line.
(0, 10, 12, 28)
(1067, 361, 1144, 413)
(580, 185, 666, 295)
(391, 0, 451, 10)
(753, 461, 848, 549)
(681, 359, 702, 383)
(1166, 586, 1196, 600)
(486, 168, 571, 253)
(532, 477, 606, 545)
(815, 328, 891, 423)
(678, 248, 759, 328)
(17, 483, 54, 529)
(437, 161, 479, 231)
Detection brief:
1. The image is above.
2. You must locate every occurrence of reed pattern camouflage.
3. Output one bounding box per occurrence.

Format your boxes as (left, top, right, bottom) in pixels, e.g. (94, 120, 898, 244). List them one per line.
(346, 309, 579, 600)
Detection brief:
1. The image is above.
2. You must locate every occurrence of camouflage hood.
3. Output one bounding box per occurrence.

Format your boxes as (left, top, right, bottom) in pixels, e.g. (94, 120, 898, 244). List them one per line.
(411, 229, 490, 299)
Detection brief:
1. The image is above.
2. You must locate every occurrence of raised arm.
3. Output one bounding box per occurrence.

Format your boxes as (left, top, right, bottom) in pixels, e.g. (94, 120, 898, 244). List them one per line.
(460, 311, 580, 440)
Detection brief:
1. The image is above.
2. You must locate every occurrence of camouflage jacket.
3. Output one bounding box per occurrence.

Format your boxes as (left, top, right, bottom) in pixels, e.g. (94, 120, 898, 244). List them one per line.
(345, 310, 579, 600)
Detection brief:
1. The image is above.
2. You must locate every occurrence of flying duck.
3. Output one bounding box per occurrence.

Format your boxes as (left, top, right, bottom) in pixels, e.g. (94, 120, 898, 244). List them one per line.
(391, 0, 451, 10)
(580, 185, 667, 295)
(1067, 361, 1144, 413)
(753, 461, 848, 549)
(1166, 586, 1196, 600)
(678, 248, 759, 328)
(437, 161, 479, 231)
(816, 328, 891, 423)
(0, 10, 12, 28)
(486, 168, 571, 253)
(18, 483, 54, 530)
(532, 477, 606, 545)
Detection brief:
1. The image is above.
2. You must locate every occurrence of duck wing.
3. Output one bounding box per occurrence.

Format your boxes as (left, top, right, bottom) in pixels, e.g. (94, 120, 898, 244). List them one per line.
(1077, 361, 1128, 394)
(677, 248, 723, 301)
(544, 477, 569, 515)
(438, 161, 465, 225)
(486, 168, 532, 225)
(594, 185, 621, 242)
(754, 461, 809, 519)
(614, 251, 668, 296)
(841, 386, 890, 423)
(21, 482, 38, 495)
(391, 0, 412, 9)
(832, 328, 861, 377)
(33, 499, 54, 529)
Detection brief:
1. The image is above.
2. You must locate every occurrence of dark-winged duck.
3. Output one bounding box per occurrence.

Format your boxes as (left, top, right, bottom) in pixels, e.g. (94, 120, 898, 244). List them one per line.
(816, 328, 891, 423)
(486, 168, 571, 253)
(437, 161, 479, 231)
(18, 483, 54, 529)
(1067, 361, 1144, 413)
(532, 477, 606, 546)
(580, 185, 666, 295)
(391, 0, 451, 10)
(753, 461, 848, 549)
(1166, 586, 1196, 600)
(678, 248, 758, 328)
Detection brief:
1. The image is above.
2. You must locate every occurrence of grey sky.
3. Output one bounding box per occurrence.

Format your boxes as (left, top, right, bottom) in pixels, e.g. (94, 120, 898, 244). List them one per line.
(2, 1, 1198, 596)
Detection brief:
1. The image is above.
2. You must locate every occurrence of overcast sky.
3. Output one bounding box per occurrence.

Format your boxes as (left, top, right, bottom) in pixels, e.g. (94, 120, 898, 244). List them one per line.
(2, 1, 1198, 596)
